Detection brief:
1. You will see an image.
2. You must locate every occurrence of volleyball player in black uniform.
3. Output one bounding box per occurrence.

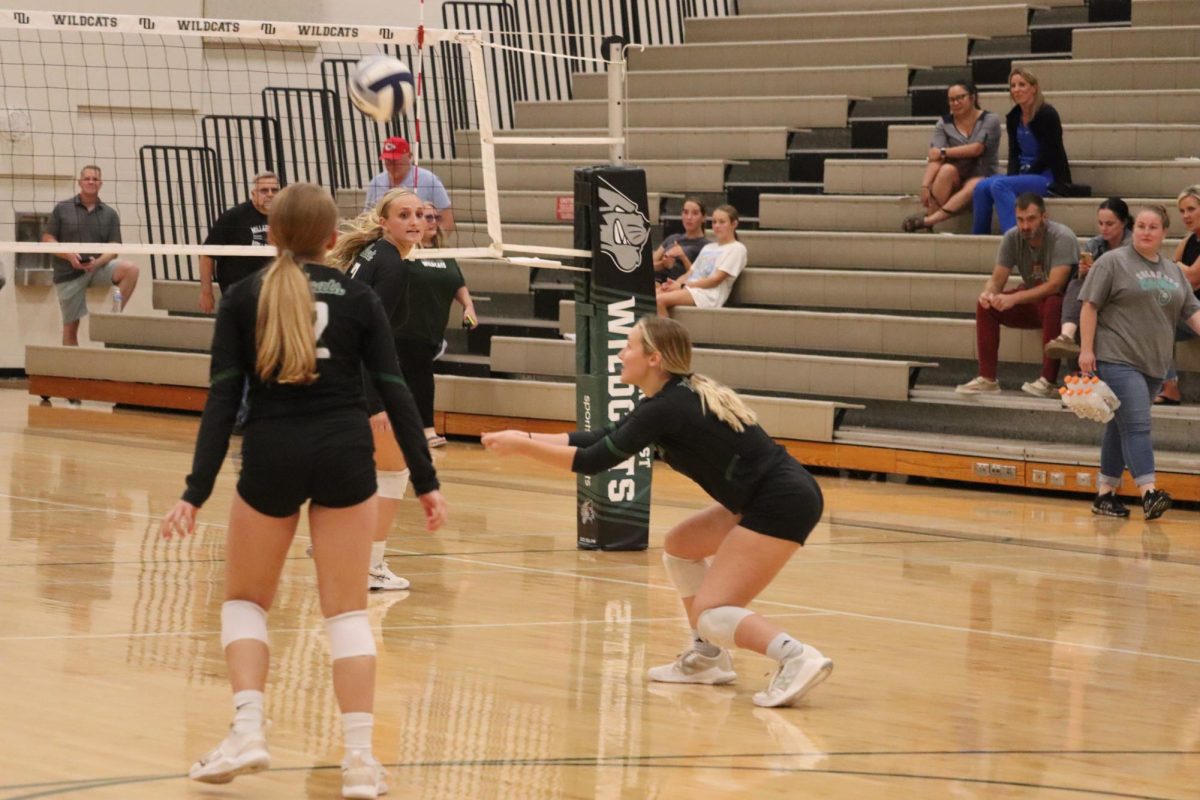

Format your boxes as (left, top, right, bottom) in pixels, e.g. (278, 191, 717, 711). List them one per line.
(328, 187, 476, 592)
(483, 316, 832, 708)
(160, 184, 445, 799)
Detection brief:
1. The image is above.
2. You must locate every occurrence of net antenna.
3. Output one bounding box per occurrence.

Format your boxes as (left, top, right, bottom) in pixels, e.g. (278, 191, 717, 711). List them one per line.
(0, 9, 608, 270)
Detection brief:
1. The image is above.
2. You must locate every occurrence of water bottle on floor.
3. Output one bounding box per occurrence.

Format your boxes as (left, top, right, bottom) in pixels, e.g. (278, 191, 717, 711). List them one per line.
(111, 288, 123, 313)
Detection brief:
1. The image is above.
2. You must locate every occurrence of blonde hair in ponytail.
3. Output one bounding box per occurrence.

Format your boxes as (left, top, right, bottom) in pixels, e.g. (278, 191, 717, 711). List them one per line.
(255, 183, 337, 384)
(636, 316, 757, 432)
(328, 187, 418, 269)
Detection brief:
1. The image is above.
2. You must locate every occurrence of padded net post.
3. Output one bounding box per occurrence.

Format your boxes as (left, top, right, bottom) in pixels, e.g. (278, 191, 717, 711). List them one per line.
(571, 165, 655, 551)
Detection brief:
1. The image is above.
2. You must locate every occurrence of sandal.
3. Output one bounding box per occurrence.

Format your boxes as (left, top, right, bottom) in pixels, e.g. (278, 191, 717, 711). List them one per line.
(1153, 395, 1181, 406)
(426, 434, 448, 448)
(902, 214, 931, 233)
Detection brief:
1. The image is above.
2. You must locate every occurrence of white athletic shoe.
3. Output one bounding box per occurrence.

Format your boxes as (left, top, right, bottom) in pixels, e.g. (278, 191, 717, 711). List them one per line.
(368, 560, 411, 591)
(189, 728, 270, 784)
(647, 645, 737, 685)
(342, 751, 389, 799)
(1021, 376, 1059, 398)
(753, 650, 834, 708)
(955, 376, 1001, 395)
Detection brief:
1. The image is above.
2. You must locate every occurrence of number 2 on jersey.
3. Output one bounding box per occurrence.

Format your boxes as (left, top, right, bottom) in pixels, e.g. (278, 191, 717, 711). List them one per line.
(314, 301, 331, 359)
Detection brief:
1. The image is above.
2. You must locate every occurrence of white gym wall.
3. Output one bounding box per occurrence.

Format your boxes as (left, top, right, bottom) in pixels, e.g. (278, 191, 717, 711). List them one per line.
(1, 1, 452, 368)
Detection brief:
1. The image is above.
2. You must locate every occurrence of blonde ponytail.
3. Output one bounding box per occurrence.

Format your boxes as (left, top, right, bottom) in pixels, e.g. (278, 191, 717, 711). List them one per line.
(256, 250, 318, 383)
(254, 183, 338, 384)
(636, 316, 757, 432)
(685, 372, 757, 433)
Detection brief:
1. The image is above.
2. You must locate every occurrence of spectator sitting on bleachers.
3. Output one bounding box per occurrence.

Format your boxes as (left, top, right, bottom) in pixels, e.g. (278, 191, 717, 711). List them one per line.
(42, 165, 140, 348)
(956, 193, 1075, 398)
(653, 198, 710, 284)
(971, 68, 1072, 235)
(903, 81, 1002, 233)
(1045, 197, 1132, 361)
(1080, 205, 1200, 520)
(363, 136, 455, 234)
(656, 204, 746, 317)
(1156, 185, 1200, 404)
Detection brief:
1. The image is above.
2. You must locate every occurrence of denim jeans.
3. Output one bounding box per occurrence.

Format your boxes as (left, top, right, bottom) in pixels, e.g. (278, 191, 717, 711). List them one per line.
(1095, 361, 1162, 489)
(971, 172, 1053, 234)
(1061, 276, 1083, 327)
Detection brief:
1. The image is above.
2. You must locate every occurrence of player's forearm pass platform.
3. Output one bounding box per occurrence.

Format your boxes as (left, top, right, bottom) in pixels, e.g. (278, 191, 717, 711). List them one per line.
(572, 166, 656, 551)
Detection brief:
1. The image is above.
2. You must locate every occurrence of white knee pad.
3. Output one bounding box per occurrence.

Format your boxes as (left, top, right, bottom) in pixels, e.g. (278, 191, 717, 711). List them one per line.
(377, 469, 410, 500)
(662, 552, 708, 597)
(324, 610, 376, 660)
(697, 606, 754, 650)
(221, 599, 269, 649)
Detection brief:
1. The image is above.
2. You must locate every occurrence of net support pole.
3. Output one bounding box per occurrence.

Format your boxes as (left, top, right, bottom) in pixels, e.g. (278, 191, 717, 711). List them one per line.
(606, 39, 625, 165)
(571, 166, 655, 551)
(467, 36, 503, 252)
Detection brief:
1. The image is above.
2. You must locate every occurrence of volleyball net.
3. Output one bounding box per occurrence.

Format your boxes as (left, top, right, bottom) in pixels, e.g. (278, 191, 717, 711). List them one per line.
(0, 8, 617, 280)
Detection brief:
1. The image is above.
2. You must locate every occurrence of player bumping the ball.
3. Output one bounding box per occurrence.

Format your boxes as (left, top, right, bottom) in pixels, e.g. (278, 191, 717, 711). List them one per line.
(482, 316, 832, 708)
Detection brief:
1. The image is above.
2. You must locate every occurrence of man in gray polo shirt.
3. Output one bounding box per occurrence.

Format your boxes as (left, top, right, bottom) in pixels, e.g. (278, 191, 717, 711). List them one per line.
(42, 165, 140, 346)
(957, 192, 1076, 397)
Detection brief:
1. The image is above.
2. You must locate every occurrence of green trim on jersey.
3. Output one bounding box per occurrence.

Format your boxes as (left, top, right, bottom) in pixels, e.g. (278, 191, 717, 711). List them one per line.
(210, 367, 242, 387)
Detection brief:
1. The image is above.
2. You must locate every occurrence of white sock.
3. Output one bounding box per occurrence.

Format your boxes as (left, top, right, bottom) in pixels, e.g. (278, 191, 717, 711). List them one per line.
(766, 633, 805, 663)
(342, 711, 374, 756)
(232, 689, 265, 733)
(370, 541, 386, 569)
(691, 629, 720, 657)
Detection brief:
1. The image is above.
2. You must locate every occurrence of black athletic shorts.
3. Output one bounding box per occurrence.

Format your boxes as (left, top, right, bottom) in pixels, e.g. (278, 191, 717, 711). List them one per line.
(236, 410, 377, 517)
(737, 459, 824, 545)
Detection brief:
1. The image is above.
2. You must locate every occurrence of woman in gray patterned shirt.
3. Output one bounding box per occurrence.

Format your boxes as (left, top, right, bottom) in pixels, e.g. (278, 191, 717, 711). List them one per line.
(903, 81, 1002, 233)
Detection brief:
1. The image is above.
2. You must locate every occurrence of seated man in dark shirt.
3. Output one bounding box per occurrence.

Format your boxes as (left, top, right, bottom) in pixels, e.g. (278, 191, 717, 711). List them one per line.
(198, 172, 279, 313)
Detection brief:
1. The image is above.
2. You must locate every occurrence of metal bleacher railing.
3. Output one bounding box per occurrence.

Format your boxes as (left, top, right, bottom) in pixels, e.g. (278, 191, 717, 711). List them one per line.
(138, 0, 738, 280)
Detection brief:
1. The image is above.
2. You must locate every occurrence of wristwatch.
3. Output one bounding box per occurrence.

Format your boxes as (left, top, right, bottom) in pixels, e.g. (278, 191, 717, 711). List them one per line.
(940, 147, 947, 160)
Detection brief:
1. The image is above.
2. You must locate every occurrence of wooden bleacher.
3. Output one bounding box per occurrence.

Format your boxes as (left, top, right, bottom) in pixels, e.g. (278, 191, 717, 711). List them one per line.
(24, 0, 1200, 501)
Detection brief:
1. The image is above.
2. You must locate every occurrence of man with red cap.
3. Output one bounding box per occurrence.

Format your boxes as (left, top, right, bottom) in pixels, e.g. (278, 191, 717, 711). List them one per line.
(363, 136, 454, 233)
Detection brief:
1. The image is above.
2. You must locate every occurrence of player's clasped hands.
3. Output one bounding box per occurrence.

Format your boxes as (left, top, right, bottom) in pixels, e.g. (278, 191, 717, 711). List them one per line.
(160, 500, 199, 539)
(480, 429, 527, 456)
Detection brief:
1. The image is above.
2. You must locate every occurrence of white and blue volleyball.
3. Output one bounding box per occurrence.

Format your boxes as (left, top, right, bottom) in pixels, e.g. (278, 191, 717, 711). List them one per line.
(349, 54, 415, 122)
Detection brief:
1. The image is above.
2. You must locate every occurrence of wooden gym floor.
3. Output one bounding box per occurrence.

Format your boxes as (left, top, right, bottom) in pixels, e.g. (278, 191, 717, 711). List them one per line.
(0, 388, 1197, 799)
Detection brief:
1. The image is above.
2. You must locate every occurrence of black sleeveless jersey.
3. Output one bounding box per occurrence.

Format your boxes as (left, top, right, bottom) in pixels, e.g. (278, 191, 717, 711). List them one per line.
(181, 262, 437, 507)
(567, 377, 792, 513)
(349, 238, 465, 347)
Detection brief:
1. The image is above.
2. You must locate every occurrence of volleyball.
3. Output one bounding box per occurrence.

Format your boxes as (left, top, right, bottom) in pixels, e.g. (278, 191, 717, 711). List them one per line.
(349, 54, 415, 122)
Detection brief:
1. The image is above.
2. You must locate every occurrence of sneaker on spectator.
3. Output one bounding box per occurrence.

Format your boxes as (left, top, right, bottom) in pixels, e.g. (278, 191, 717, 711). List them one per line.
(955, 377, 1000, 395)
(1142, 489, 1172, 521)
(1021, 377, 1058, 398)
(1091, 493, 1130, 518)
(1044, 334, 1080, 360)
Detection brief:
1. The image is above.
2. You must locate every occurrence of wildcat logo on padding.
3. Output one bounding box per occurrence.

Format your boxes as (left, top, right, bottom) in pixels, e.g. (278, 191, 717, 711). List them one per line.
(597, 177, 650, 274)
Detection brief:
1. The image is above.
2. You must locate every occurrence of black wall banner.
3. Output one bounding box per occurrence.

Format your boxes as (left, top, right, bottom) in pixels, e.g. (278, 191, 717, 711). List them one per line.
(572, 166, 656, 551)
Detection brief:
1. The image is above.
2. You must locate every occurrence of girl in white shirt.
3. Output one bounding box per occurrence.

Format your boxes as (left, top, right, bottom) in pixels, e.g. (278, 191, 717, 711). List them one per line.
(656, 204, 748, 316)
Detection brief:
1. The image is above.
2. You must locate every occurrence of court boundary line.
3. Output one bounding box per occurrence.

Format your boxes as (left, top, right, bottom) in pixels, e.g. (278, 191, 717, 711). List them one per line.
(3, 749, 1195, 799)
